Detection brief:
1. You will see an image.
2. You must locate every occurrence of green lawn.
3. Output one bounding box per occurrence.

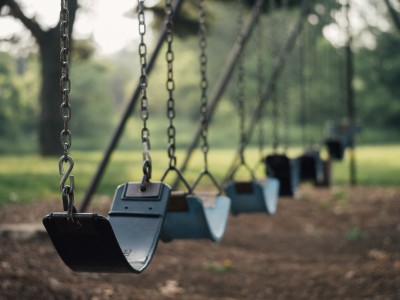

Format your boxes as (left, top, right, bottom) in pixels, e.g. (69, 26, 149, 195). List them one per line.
(0, 145, 398, 206)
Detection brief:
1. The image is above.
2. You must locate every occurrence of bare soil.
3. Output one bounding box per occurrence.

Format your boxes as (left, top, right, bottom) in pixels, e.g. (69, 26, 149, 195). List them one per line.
(0, 185, 399, 300)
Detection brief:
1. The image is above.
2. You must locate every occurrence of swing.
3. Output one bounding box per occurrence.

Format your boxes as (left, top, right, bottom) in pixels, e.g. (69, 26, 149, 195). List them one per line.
(265, 154, 300, 197)
(224, 2, 279, 216)
(43, 0, 170, 273)
(159, 0, 230, 242)
(224, 164, 280, 215)
(298, 149, 323, 183)
(325, 120, 361, 160)
(295, 23, 324, 185)
(263, 87, 300, 197)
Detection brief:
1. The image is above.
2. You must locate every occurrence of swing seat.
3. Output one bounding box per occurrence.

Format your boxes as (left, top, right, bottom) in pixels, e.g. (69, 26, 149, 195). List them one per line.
(43, 182, 171, 273)
(160, 191, 230, 243)
(223, 178, 280, 215)
(325, 138, 345, 160)
(299, 150, 323, 184)
(265, 154, 300, 197)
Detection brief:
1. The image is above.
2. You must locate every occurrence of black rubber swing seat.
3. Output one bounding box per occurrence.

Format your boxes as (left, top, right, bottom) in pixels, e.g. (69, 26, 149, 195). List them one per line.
(224, 178, 280, 215)
(159, 191, 231, 242)
(265, 154, 300, 197)
(298, 149, 323, 184)
(43, 181, 171, 273)
(325, 138, 345, 160)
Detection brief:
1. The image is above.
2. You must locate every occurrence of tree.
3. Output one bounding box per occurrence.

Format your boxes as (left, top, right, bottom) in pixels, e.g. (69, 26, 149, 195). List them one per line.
(1, 0, 78, 156)
(0, 51, 21, 140)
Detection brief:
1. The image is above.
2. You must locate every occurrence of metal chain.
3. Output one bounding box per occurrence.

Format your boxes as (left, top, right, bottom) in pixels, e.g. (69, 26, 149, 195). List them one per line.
(236, 0, 246, 164)
(282, 0, 290, 152)
(59, 0, 75, 216)
(269, 0, 279, 152)
(138, 0, 152, 189)
(256, 13, 265, 160)
(198, 0, 209, 170)
(60, 0, 71, 155)
(271, 90, 279, 152)
(299, 27, 307, 149)
(165, 0, 177, 169)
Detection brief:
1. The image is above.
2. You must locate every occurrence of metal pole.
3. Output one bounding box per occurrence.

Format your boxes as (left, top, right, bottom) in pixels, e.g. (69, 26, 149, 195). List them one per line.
(79, 0, 185, 212)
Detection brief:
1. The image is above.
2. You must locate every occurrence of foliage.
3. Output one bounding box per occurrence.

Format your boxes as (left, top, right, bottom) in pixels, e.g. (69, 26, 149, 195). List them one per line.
(0, 52, 21, 138)
(356, 30, 400, 130)
(69, 60, 115, 149)
(0, 0, 399, 155)
(0, 52, 38, 152)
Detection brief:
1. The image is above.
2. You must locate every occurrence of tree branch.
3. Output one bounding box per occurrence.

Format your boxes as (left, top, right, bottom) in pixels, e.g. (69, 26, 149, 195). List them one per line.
(4, 0, 44, 40)
(384, 0, 400, 32)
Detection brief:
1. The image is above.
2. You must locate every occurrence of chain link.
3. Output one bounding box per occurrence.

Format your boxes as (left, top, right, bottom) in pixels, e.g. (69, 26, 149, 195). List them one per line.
(271, 89, 279, 152)
(60, 0, 72, 155)
(236, 0, 246, 163)
(269, 0, 279, 152)
(138, 0, 152, 188)
(165, 0, 177, 169)
(198, 0, 209, 169)
(58, 0, 75, 214)
(138, 0, 149, 141)
(255, 13, 265, 160)
(282, 0, 290, 152)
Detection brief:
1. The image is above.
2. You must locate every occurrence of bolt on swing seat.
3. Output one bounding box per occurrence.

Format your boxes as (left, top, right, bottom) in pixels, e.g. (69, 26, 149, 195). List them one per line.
(43, 181, 171, 273)
(223, 160, 280, 216)
(159, 169, 230, 243)
(265, 154, 300, 197)
(298, 149, 324, 184)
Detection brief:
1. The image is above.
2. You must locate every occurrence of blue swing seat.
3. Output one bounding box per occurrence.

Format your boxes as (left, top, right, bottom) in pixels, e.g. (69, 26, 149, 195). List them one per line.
(224, 178, 280, 215)
(160, 191, 231, 243)
(265, 154, 300, 197)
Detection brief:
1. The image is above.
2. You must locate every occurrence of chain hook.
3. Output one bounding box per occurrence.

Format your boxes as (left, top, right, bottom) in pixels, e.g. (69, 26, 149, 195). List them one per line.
(58, 155, 75, 193)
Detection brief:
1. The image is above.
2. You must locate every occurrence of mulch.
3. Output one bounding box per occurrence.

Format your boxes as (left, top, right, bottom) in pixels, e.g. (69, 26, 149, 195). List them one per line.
(0, 185, 399, 299)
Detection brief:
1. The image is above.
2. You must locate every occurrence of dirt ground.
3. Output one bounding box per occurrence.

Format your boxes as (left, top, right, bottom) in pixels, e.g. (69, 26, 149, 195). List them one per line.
(0, 185, 399, 300)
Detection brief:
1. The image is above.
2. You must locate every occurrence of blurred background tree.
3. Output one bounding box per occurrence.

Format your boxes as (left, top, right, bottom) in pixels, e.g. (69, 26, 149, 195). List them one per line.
(0, 0, 398, 156)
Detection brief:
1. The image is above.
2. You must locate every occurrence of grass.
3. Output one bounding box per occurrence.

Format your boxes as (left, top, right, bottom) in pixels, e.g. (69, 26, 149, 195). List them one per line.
(0, 145, 399, 206)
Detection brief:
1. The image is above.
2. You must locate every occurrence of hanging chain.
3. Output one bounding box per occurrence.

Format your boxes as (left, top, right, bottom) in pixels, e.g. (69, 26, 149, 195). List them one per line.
(59, 0, 75, 217)
(165, 0, 177, 169)
(138, 0, 152, 190)
(198, 0, 209, 170)
(269, 0, 279, 152)
(299, 27, 307, 149)
(282, 0, 290, 152)
(236, 0, 246, 164)
(60, 0, 72, 156)
(256, 13, 265, 161)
